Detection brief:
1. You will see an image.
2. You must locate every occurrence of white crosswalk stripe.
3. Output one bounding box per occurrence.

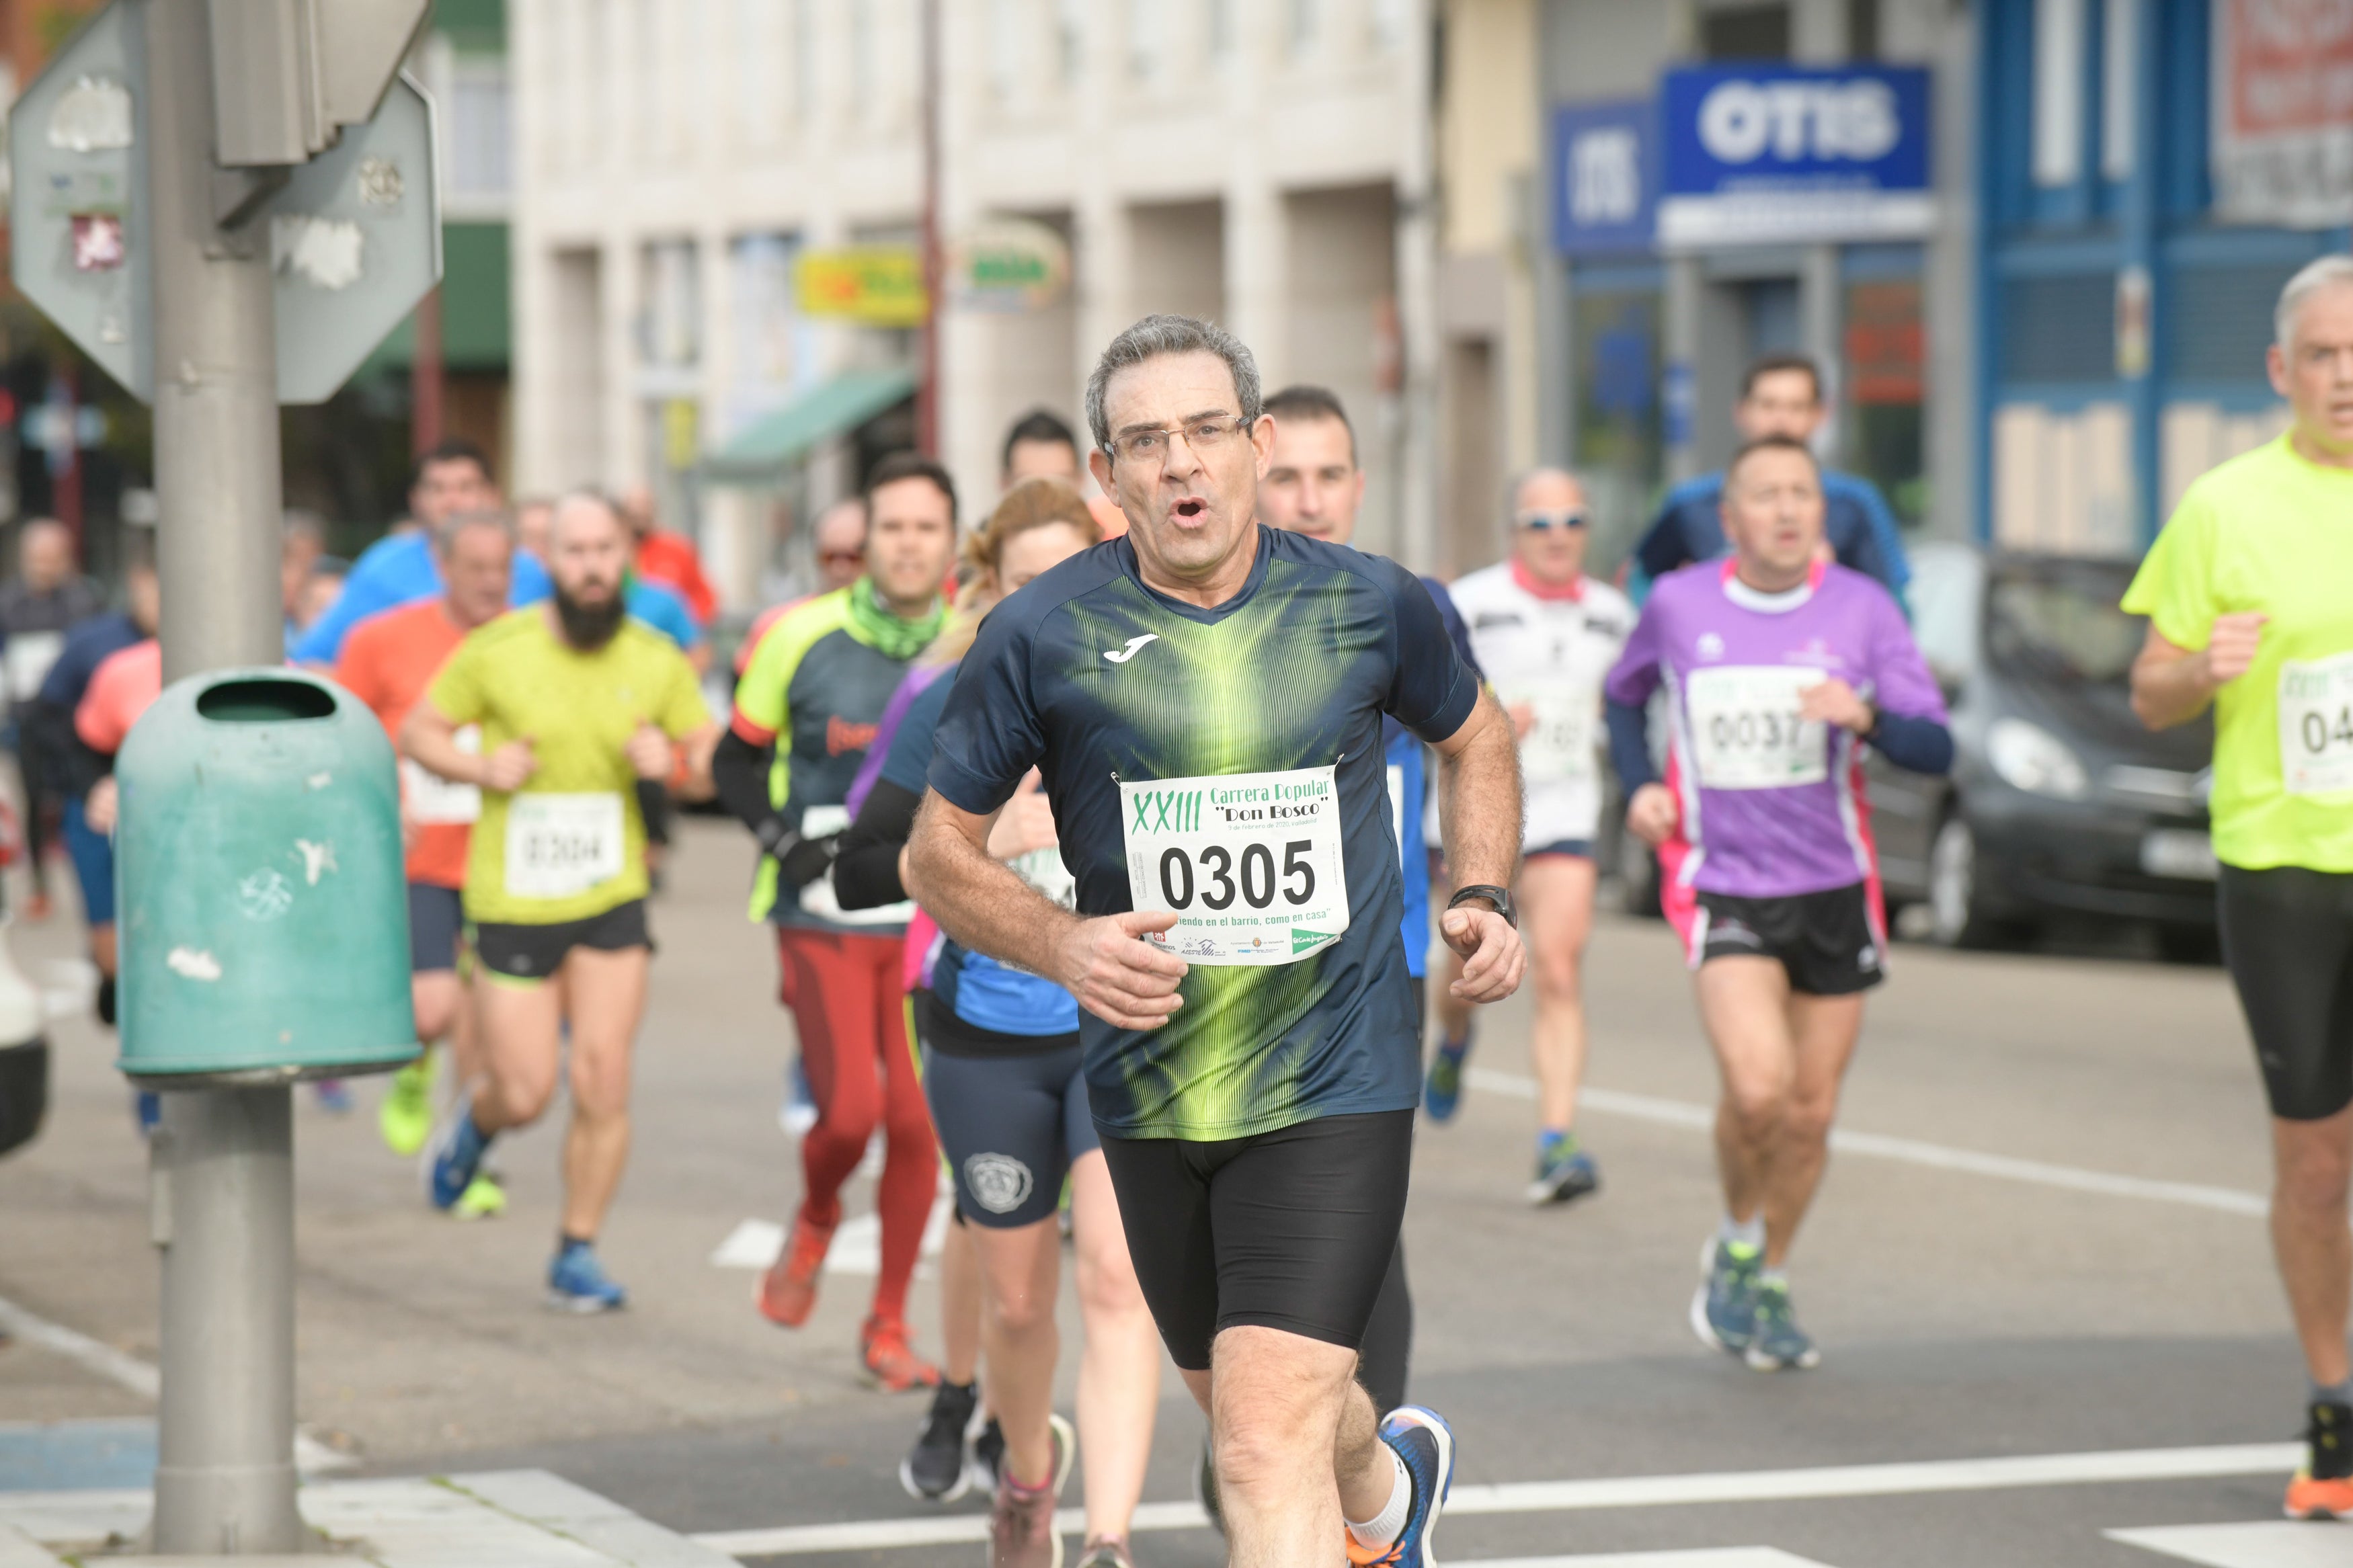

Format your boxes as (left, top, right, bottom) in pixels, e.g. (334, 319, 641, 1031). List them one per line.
(2108, 1521, 2353, 1567)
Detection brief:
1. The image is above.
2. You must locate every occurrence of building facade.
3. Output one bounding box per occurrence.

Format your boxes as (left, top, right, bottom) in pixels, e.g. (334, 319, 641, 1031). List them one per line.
(509, 0, 1439, 611)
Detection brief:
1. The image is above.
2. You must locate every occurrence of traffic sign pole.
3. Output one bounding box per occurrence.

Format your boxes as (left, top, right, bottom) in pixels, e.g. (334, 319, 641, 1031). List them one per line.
(143, 0, 309, 1552)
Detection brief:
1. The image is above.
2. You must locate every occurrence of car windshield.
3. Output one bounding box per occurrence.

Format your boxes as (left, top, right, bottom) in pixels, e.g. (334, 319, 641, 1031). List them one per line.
(1985, 565, 2145, 688)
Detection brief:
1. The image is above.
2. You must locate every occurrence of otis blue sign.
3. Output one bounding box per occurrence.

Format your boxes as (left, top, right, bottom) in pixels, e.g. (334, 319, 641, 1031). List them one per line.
(1658, 64, 1932, 250)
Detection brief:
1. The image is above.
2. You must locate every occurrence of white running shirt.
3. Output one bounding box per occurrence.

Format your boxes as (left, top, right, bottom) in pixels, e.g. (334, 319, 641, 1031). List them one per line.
(1449, 563, 1633, 851)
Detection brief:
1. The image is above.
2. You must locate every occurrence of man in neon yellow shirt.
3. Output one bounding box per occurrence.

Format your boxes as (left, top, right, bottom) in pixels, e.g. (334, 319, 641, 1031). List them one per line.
(407, 491, 719, 1312)
(2127, 253, 2353, 1520)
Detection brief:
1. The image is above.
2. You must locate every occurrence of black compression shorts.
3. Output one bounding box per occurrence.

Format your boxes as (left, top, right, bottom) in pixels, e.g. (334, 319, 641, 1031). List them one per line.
(918, 1037, 1098, 1230)
(1096, 1109, 1414, 1372)
(1691, 882, 1885, 996)
(2220, 866, 2353, 1121)
(473, 899, 651, 983)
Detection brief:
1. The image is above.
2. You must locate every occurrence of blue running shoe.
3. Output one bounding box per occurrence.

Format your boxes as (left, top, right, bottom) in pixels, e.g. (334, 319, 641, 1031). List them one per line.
(547, 1239, 629, 1313)
(779, 1057, 818, 1138)
(1525, 1136, 1600, 1206)
(1359, 1406, 1455, 1567)
(424, 1094, 490, 1212)
(312, 1078, 353, 1116)
(1689, 1236, 1761, 1357)
(1422, 1032, 1472, 1123)
(1745, 1276, 1821, 1371)
(134, 1090, 161, 1138)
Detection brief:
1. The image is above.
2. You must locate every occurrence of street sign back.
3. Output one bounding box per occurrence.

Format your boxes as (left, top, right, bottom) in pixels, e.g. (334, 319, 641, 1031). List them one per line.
(8, 0, 154, 400)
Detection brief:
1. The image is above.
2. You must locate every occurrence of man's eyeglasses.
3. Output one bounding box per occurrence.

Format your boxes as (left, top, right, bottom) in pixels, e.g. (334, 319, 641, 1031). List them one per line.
(1515, 509, 1587, 532)
(1105, 413, 1251, 468)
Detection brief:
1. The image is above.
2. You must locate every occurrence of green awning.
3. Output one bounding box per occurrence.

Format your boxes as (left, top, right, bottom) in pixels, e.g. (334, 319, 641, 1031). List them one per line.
(703, 368, 918, 483)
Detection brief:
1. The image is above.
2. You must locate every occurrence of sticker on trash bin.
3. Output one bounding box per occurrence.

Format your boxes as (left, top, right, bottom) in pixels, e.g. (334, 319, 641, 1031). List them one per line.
(237, 867, 294, 921)
(293, 839, 336, 886)
(167, 948, 221, 981)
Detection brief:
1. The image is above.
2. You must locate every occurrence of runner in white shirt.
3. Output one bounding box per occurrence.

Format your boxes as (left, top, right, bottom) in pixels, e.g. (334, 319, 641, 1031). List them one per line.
(1428, 468, 1633, 1206)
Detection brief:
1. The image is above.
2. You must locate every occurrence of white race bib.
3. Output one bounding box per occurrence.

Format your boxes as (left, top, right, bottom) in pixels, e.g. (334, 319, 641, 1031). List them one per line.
(1685, 665, 1829, 790)
(795, 803, 914, 925)
(1010, 847, 1077, 911)
(403, 726, 481, 825)
(2278, 653, 2353, 795)
(504, 792, 625, 900)
(5, 632, 61, 704)
(1121, 765, 1350, 966)
(1505, 686, 1595, 786)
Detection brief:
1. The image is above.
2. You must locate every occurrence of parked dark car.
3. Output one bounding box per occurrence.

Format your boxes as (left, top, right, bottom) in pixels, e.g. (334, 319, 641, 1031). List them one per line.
(1868, 544, 2219, 952)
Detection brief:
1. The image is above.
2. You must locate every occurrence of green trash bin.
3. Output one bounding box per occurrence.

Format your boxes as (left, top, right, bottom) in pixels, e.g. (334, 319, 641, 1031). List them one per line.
(115, 668, 417, 1084)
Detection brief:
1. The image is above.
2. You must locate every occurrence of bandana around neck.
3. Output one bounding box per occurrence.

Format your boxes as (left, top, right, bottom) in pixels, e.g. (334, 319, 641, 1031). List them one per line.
(850, 575, 945, 661)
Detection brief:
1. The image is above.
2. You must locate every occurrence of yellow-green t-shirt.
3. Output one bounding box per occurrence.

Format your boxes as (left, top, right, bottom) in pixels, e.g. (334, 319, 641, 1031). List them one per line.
(2122, 434, 2353, 872)
(426, 608, 710, 923)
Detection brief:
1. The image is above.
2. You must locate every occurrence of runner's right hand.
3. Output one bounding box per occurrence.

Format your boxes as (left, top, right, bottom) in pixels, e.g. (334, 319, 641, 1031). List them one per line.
(85, 777, 118, 835)
(481, 738, 536, 792)
(2204, 612, 2266, 686)
(1057, 910, 1187, 1031)
(1626, 782, 1677, 848)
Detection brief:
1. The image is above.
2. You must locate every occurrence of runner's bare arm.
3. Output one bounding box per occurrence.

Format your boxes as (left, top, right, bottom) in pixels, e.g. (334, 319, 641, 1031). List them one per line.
(1428, 688, 1528, 1003)
(2130, 616, 2264, 731)
(403, 701, 532, 790)
(906, 789, 1189, 1032)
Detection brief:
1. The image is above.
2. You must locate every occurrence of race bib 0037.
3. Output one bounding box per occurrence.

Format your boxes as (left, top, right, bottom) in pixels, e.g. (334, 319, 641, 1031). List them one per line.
(1121, 764, 1350, 966)
(2278, 652, 2353, 794)
(1685, 665, 1829, 790)
(504, 792, 625, 900)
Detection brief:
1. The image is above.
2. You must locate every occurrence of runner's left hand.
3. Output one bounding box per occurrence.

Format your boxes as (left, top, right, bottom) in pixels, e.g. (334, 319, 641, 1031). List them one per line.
(625, 722, 674, 781)
(1798, 677, 1874, 734)
(1442, 905, 1524, 1003)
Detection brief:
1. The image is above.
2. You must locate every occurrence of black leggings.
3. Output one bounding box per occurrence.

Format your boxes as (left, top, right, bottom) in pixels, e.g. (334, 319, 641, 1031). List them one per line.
(2221, 865, 2353, 1121)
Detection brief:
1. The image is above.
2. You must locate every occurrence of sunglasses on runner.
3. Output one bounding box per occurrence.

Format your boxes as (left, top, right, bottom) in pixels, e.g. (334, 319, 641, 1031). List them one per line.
(818, 548, 866, 569)
(1515, 509, 1587, 532)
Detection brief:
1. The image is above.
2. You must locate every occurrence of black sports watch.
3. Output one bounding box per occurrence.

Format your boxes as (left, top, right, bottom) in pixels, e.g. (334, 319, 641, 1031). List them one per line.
(1446, 884, 1518, 929)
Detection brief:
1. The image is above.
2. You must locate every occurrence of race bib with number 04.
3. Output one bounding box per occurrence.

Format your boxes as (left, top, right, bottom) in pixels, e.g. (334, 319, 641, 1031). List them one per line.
(505, 792, 625, 900)
(403, 725, 482, 825)
(2278, 652, 2353, 794)
(1121, 765, 1350, 966)
(1685, 665, 1829, 790)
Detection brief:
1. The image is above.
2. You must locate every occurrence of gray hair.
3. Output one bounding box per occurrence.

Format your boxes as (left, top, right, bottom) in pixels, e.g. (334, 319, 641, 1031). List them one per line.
(1084, 314, 1263, 452)
(2277, 255, 2353, 349)
(434, 506, 516, 556)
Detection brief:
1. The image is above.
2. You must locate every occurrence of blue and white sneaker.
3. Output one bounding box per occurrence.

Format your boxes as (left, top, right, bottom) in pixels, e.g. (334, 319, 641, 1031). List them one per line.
(1526, 1137, 1600, 1206)
(547, 1239, 629, 1313)
(1689, 1235, 1762, 1357)
(1422, 1030, 1473, 1122)
(1745, 1276, 1821, 1372)
(423, 1093, 490, 1212)
(778, 1057, 818, 1138)
(1359, 1405, 1455, 1567)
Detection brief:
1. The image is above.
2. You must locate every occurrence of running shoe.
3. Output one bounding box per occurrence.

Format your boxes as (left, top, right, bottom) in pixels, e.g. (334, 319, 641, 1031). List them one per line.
(378, 1055, 434, 1157)
(452, 1172, 506, 1219)
(756, 1210, 834, 1328)
(134, 1089, 160, 1139)
(1525, 1138, 1600, 1206)
(900, 1378, 978, 1502)
(971, 1415, 1007, 1498)
(861, 1313, 941, 1393)
(312, 1078, 353, 1116)
(1745, 1277, 1821, 1372)
(1689, 1237, 1761, 1357)
(95, 975, 115, 1028)
(546, 1240, 629, 1313)
(1074, 1538, 1132, 1568)
(778, 1057, 818, 1138)
(1422, 1030, 1473, 1122)
(986, 1413, 1072, 1568)
(2285, 1399, 2353, 1520)
(424, 1094, 491, 1212)
(1353, 1405, 1455, 1568)
(1195, 1435, 1224, 1537)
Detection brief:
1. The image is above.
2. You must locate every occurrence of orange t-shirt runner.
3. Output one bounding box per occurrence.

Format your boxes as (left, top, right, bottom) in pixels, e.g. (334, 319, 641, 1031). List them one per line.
(75, 639, 162, 756)
(335, 600, 473, 889)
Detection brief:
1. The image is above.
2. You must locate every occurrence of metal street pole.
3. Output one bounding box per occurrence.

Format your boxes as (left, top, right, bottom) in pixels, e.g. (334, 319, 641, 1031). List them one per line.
(142, 0, 309, 1553)
(917, 0, 941, 457)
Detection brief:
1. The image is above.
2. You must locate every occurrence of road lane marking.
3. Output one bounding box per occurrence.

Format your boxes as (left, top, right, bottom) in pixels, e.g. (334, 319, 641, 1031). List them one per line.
(688, 1440, 2303, 1557)
(2108, 1521, 2353, 1567)
(1464, 1555, 1837, 1568)
(1467, 1070, 2272, 1219)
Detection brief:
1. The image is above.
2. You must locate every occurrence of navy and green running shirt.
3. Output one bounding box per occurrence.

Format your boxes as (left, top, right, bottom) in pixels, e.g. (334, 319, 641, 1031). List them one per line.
(926, 527, 1479, 1141)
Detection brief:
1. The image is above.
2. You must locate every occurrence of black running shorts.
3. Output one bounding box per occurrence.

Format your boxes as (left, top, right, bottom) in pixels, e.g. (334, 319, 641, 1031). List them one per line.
(1691, 881, 1885, 996)
(1096, 1109, 1414, 1372)
(407, 882, 464, 975)
(473, 899, 651, 983)
(2220, 865, 2353, 1121)
(918, 1036, 1098, 1231)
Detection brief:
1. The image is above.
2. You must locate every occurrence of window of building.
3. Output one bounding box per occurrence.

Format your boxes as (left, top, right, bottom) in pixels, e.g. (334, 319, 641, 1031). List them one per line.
(1847, 0, 1880, 58)
(1130, 0, 1167, 79)
(446, 55, 511, 203)
(1571, 286, 1664, 567)
(2100, 0, 2135, 181)
(2032, 0, 2085, 187)
(1700, 3, 1790, 60)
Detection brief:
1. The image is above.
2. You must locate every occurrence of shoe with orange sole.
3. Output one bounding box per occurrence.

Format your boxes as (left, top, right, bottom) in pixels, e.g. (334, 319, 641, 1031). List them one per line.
(756, 1211, 835, 1328)
(861, 1314, 941, 1393)
(2284, 1399, 2353, 1520)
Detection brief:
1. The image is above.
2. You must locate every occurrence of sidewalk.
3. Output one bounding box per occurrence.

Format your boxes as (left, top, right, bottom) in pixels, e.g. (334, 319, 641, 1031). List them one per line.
(0, 1467, 740, 1566)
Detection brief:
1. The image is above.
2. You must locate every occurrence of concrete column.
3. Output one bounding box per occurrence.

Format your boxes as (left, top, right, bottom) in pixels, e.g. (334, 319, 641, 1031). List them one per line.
(1393, 0, 1440, 573)
(1664, 255, 1704, 483)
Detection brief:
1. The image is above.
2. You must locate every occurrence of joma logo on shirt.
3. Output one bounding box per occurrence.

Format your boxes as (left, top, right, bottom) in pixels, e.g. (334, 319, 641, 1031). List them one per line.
(826, 716, 879, 755)
(1130, 788, 1203, 833)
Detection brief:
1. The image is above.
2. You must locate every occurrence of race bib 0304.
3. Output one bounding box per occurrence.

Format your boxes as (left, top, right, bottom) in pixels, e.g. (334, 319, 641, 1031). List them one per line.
(1685, 665, 1829, 790)
(2278, 653, 2353, 794)
(1121, 765, 1350, 966)
(504, 792, 625, 900)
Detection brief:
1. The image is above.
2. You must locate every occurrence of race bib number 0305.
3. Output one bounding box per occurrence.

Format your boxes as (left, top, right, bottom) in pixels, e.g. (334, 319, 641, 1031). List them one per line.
(505, 792, 625, 901)
(1685, 665, 1829, 790)
(1121, 764, 1350, 966)
(2278, 653, 2353, 794)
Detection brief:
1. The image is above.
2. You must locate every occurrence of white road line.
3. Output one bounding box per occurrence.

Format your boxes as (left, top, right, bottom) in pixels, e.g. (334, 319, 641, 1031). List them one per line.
(1464, 1555, 1836, 1568)
(1466, 1069, 2272, 1219)
(687, 1441, 2303, 1558)
(0, 1293, 353, 1474)
(2108, 1520, 2353, 1567)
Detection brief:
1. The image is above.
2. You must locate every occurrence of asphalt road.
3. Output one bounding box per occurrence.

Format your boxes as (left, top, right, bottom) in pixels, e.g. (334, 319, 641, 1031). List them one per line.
(0, 819, 2335, 1568)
